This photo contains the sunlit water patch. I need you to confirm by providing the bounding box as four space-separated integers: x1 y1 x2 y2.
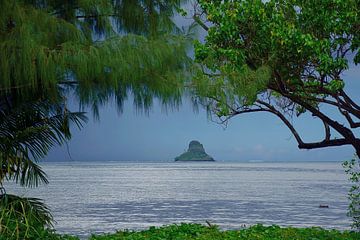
4 161 351 237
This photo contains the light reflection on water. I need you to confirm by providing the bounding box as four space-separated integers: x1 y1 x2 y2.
5 161 351 237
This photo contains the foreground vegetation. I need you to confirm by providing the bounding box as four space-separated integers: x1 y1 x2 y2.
89 224 360 240
5 223 358 240
1 0 359 238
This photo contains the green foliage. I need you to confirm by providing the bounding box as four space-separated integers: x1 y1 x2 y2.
89 223 360 240
0 194 53 239
175 140 214 161
2 223 358 240
192 0 360 158
0 1 193 238
193 0 359 118
192 64 271 117
175 150 214 161
0 0 192 113
343 156 360 231
113 0 186 36
0 100 87 187
0 98 87 238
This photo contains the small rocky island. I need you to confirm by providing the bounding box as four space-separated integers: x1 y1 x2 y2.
175 140 215 161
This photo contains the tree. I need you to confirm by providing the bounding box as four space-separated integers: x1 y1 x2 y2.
0 98 87 238
343 157 360 230
0 1 192 238
192 0 360 156
0 0 191 113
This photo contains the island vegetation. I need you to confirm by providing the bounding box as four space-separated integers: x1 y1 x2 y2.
0 0 359 239
175 140 214 161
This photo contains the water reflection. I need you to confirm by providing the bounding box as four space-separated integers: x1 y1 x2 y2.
5 162 351 237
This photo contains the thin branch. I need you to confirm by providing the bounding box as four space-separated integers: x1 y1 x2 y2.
256 100 304 145
0 83 32 91
324 121 331 141
75 14 117 19
192 15 209 31
219 108 266 124
58 81 79 85
340 110 360 128
200 65 221 77
269 84 358 142
340 90 360 111
293 96 360 156
256 100 353 149
293 93 360 119
333 95 360 128
296 86 360 118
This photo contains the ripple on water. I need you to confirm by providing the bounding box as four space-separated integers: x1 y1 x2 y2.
4 161 351 237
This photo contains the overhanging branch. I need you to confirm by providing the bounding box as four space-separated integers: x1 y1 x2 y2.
341 110 360 128
255 100 353 150
340 90 360 111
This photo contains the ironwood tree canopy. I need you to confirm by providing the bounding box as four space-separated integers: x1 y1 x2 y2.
0 0 191 188
0 0 191 112
193 0 360 156
0 1 191 237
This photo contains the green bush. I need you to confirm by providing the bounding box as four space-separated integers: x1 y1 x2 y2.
343 157 360 230
0 195 79 240
89 223 360 240
5 223 357 239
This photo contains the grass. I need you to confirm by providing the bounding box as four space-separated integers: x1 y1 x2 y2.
88 223 360 240
2 223 359 239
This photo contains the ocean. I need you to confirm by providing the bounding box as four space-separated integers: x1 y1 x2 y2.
4 161 352 237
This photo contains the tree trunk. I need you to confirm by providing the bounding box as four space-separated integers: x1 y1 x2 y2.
354 139 360 158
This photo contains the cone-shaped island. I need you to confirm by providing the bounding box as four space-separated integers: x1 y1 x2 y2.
175 140 215 161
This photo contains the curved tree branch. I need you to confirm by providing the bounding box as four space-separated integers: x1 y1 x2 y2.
256 100 354 150
298 93 360 129
339 109 360 128
340 90 360 111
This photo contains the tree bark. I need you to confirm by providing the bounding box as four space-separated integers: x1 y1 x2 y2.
353 140 360 158
285 93 360 157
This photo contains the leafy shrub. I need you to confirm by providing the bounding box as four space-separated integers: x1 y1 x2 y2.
89 223 360 240
0 194 79 240
343 156 360 230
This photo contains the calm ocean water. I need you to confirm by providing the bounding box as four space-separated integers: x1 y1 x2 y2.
4 161 352 237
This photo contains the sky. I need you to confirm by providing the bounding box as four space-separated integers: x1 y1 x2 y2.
45 96 357 162
45 63 359 162
44 5 360 163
